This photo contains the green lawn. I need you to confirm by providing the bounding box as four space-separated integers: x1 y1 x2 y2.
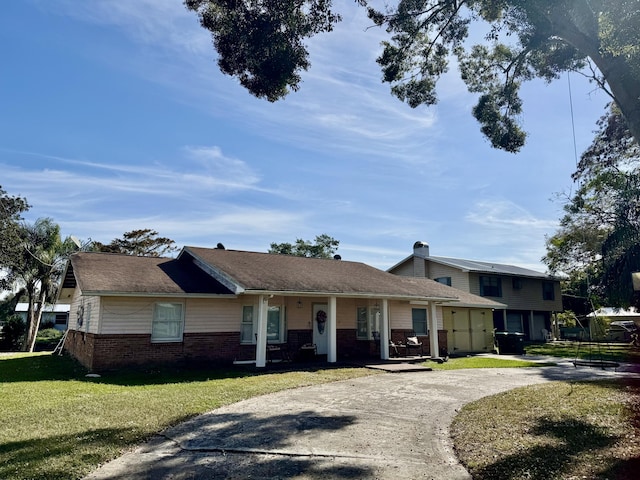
451 379 640 479
0 353 376 480
425 356 556 370
525 341 640 363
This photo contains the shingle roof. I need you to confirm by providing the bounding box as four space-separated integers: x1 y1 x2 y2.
183 247 461 300
67 252 233 296
62 247 505 308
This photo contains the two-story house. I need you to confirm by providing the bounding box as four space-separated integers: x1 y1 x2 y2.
388 242 562 348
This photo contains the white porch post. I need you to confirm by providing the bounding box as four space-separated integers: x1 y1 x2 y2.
429 302 439 359
381 298 390 360
255 295 268 368
327 296 337 363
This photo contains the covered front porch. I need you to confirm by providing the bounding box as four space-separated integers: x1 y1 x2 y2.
247 294 447 368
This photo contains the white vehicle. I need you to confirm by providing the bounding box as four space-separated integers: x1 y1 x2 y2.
606 321 639 342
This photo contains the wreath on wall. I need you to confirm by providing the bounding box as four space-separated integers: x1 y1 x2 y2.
316 310 327 334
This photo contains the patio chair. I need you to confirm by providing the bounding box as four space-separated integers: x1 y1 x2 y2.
405 335 423 356
389 340 406 357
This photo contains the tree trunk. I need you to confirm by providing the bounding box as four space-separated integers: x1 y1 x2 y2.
546 2 640 146
602 60 640 148
23 289 46 353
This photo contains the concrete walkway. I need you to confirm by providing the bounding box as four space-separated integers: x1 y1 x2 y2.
85 361 639 480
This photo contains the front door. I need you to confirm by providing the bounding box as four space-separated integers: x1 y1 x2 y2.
312 303 328 355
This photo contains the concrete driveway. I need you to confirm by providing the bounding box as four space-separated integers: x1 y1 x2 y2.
85 359 639 479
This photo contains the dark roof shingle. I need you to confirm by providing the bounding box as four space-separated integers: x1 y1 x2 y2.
68 252 232 295
184 247 460 300
64 247 504 307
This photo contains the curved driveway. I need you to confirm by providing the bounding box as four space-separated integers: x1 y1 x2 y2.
86 360 639 479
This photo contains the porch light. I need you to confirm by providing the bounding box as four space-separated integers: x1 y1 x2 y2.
297 299 303 308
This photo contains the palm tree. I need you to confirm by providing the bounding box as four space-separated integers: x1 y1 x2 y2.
6 218 76 352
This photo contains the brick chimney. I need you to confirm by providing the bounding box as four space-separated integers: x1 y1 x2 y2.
413 241 429 277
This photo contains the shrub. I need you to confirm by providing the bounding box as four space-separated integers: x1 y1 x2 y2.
35 328 64 351
0 315 26 351
41 320 55 329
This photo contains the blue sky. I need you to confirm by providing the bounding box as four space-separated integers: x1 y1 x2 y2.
0 1 610 271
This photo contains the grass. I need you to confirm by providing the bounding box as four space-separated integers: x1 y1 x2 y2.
525 341 640 363
425 356 556 370
0 353 377 480
451 378 640 479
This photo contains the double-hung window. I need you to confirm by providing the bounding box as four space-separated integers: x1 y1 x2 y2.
152 302 184 342
412 308 428 335
241 305 255 343
479 276 502 297
356 306 381 340
241 304 286 344
267 306 283 342
542 282 555 300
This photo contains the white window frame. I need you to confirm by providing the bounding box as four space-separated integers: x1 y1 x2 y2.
241 305 255 344
356 305 380 340
412 308 428 335
266 305 286 343
151 302 184 343
241 304 286 344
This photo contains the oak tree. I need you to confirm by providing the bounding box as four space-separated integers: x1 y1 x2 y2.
94 229 178 257
186 1 640 152
544 105 640 308
269 234 340 258
0 186 30 283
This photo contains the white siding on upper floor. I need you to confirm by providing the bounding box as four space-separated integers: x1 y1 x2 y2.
389 260 416 277
426 262 471 291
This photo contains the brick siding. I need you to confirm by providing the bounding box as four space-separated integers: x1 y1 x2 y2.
64 329 240 371
63 328 449 371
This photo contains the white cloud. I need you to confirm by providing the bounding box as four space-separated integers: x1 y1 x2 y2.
465 199 559 230
1 147 267 198
41 0 441 165
43 0 209 55
58 207 305 249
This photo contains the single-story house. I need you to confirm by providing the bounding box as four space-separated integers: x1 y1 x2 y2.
15 302 70 331
58 246 504 371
